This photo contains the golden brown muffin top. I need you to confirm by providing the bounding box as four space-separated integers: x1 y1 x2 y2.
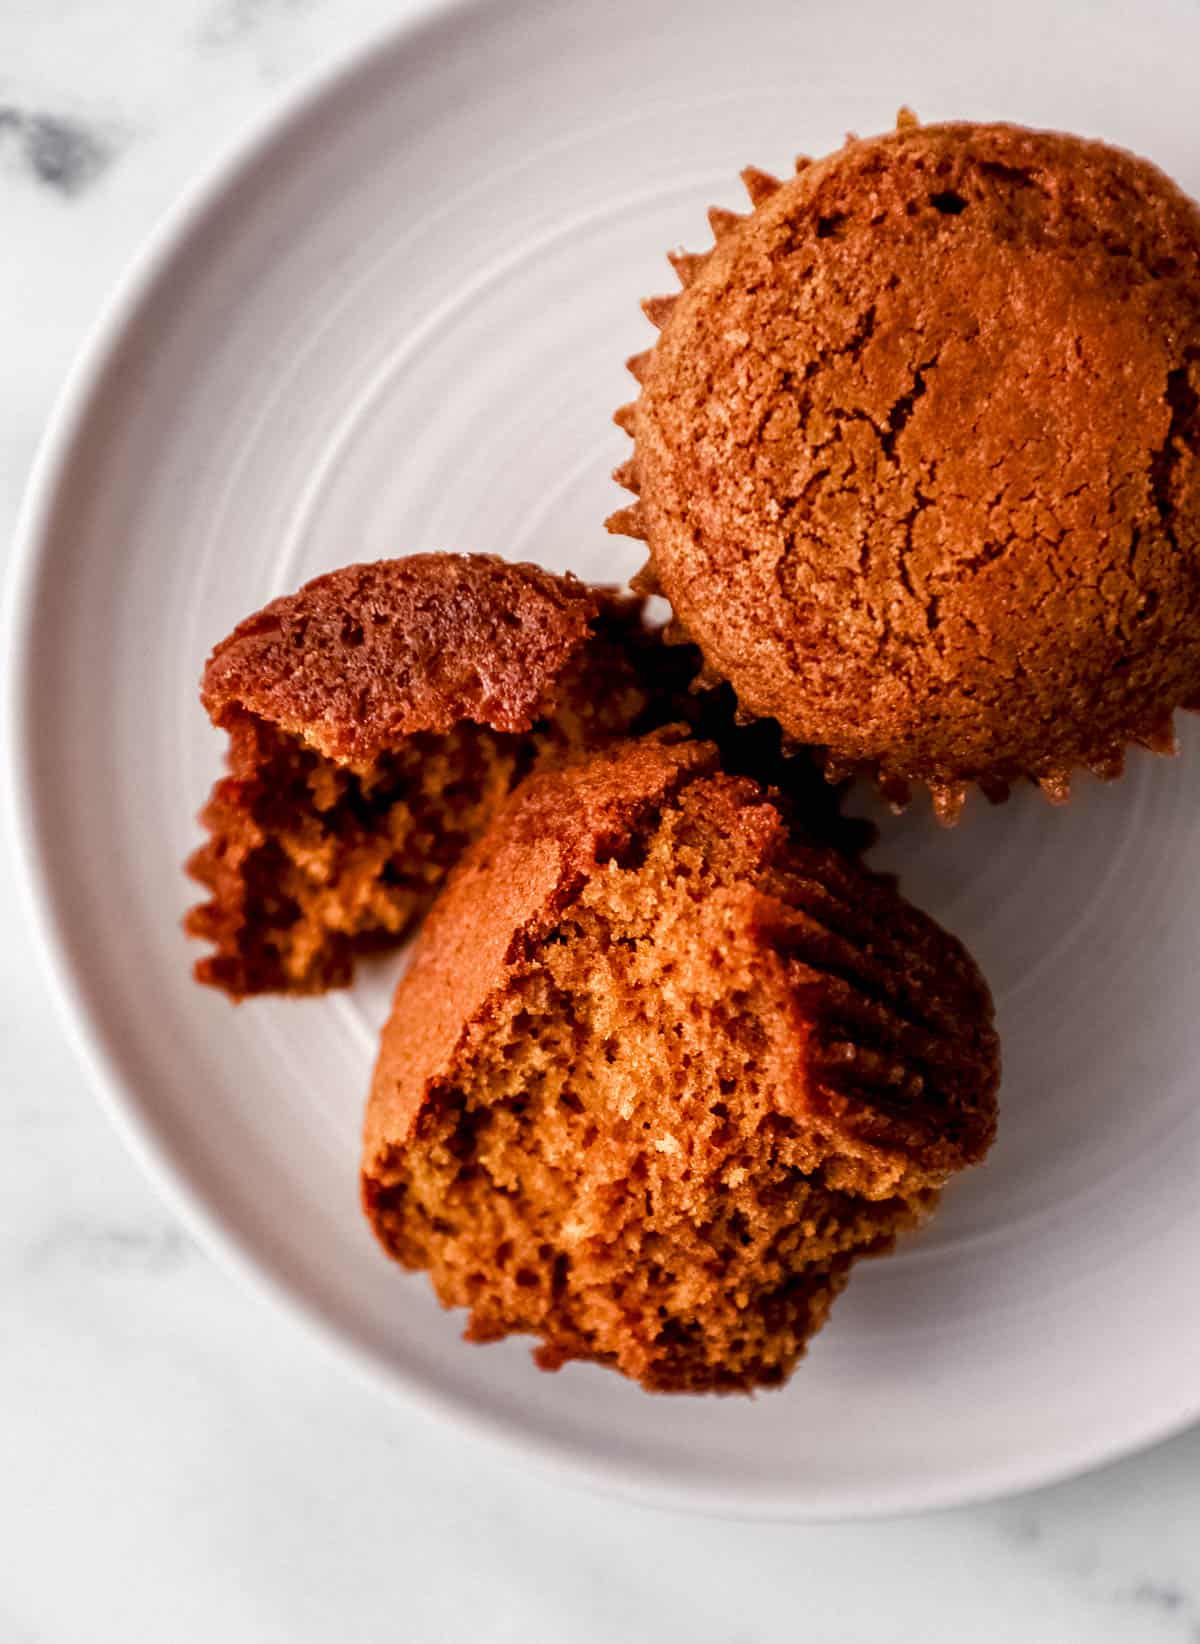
615 120 1200 815
201 553 627 763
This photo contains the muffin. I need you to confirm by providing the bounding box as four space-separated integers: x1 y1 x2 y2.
609 116 1200 821
362 731 999 1393
185 554 680 996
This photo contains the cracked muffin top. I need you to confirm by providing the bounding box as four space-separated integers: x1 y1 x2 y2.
610 119 1200 820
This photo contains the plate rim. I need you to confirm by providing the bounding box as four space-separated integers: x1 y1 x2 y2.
5 0 1199 1521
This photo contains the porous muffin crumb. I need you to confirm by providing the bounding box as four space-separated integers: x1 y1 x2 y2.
612 119 1200 817
363 733 999 1392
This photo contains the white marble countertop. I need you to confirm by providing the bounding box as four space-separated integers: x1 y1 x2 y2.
4 2 1200 1638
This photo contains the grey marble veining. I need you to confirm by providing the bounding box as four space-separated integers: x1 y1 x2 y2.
3 1 1200 1639
197 0 315 50
27 1218 194 1276
0 106 122 195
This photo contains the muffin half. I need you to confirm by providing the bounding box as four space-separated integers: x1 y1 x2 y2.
363 732 999 1392
185 554 673 995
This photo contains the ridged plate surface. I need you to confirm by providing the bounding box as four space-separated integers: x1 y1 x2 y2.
9 0 1200 1516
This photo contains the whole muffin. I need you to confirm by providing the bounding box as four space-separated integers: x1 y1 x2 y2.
362 732 999 1393
186 554 676 996
610 117 1200 820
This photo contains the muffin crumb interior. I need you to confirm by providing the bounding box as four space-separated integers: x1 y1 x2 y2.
366 780 960 1393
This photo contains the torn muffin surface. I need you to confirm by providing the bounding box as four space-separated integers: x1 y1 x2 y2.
363 734 999 1393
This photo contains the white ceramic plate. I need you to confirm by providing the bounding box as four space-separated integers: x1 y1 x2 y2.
10 0 1200 1519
